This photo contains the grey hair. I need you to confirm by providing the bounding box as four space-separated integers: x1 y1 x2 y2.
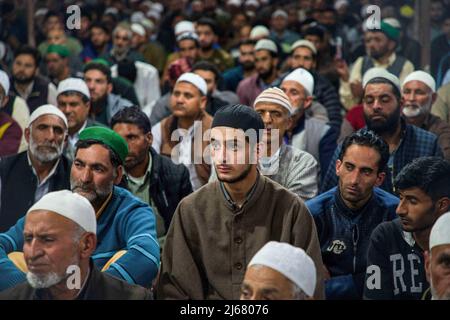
72 224 87 242
113 24 132 39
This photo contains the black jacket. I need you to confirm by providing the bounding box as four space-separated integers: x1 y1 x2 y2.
10 75 50 113
363 219 428 300
0 151 71 232
0 260 152 300
121 148 193 231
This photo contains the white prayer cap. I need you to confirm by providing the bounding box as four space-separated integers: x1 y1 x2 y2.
362 67 400 91
175 20 195 36
151 2 164 13
255 39 278 54
176 72 207 96
35 8 48 18
131 11 145 24
254 87 293 114
227 0 242 6
402 71 436 93
334 0 349 10
0 69 10 95
131 23 146 37
383 17 401 29
250 25 270 40
28 104 68 128
291 39 317 55
57 77 90 100
430 211 450 250
283 68 315 96
272 9 288 19
249 241 317 297
245 0 259 8
104 7 119 16
27 190 96 235
141 18 155 31
146 9 161 21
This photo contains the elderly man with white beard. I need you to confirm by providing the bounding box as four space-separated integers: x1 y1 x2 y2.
424 211 450 300
0 104 71 232
0 126 160 291
402 71 450 161
0 190 152 299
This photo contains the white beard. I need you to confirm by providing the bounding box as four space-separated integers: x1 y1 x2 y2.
402 105 422 118
29 137 64 163
26 271 64 289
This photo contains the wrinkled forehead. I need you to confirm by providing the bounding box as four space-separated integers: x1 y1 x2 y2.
30 114 67 130
25 210 77 233
402 80 433 93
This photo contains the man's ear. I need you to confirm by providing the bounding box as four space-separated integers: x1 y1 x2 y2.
146 132 153 146
200 95 207 111
79 233 97 258
424 250 431 283
335 159 342 176
375 172 386 187
1 95 9 108
431 92 437 105
114 165 124 185
25 127 31 144
304 96 313 110
107 83 113 94
436 197 450 215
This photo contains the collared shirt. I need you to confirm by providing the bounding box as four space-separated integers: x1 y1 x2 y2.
219 174 259 211
152 121 203 190
27 152 61 203
259 148 280 176
65 120 88 161
126 153 166 245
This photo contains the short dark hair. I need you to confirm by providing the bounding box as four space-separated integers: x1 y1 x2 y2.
239 39 256 47
394 157 450 201
111 106 151 134
84 62 112 83
75 139 122 167
90 21 109 34
117 59 137 83
192 61 221 82
339 129 389 173
364 78 401 103
304 25 326 41
14 45 41 67
197 17 219 35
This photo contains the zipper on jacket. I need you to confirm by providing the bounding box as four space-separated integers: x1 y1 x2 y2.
352 224 359 273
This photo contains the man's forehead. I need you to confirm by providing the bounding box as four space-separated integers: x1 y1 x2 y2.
255 102 286 112
211 127 248 140
293 46 313 56
364 83 396 96
403 80 431 92
31 114 66 128
75 144 112 164
25 210 74 231
398 186 430 198
281 80 303 91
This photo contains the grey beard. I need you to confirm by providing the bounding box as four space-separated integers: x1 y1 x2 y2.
27 271 63 289
29 138 64 163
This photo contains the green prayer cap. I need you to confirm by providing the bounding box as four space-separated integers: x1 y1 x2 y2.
87 58 111 67
78 126 128 164
379 21 400 41
47 44 70 58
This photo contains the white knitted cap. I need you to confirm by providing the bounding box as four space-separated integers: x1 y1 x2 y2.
27 190 96 234
0 69 10 94
362 67 401 91
283 68 315 96
272 9 288 19
28 104 68 128
175 20 195 36
176 72 207 96
131 23 146 36
430 211 450 250
291 39 317 55
250 25 270 39
254 87 293 114
402 70 436 93
255 39 278 54
249 241 317 297
57 77 90 99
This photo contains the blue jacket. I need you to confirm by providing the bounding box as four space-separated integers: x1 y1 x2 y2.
0 186 160 291
306 186 399 299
